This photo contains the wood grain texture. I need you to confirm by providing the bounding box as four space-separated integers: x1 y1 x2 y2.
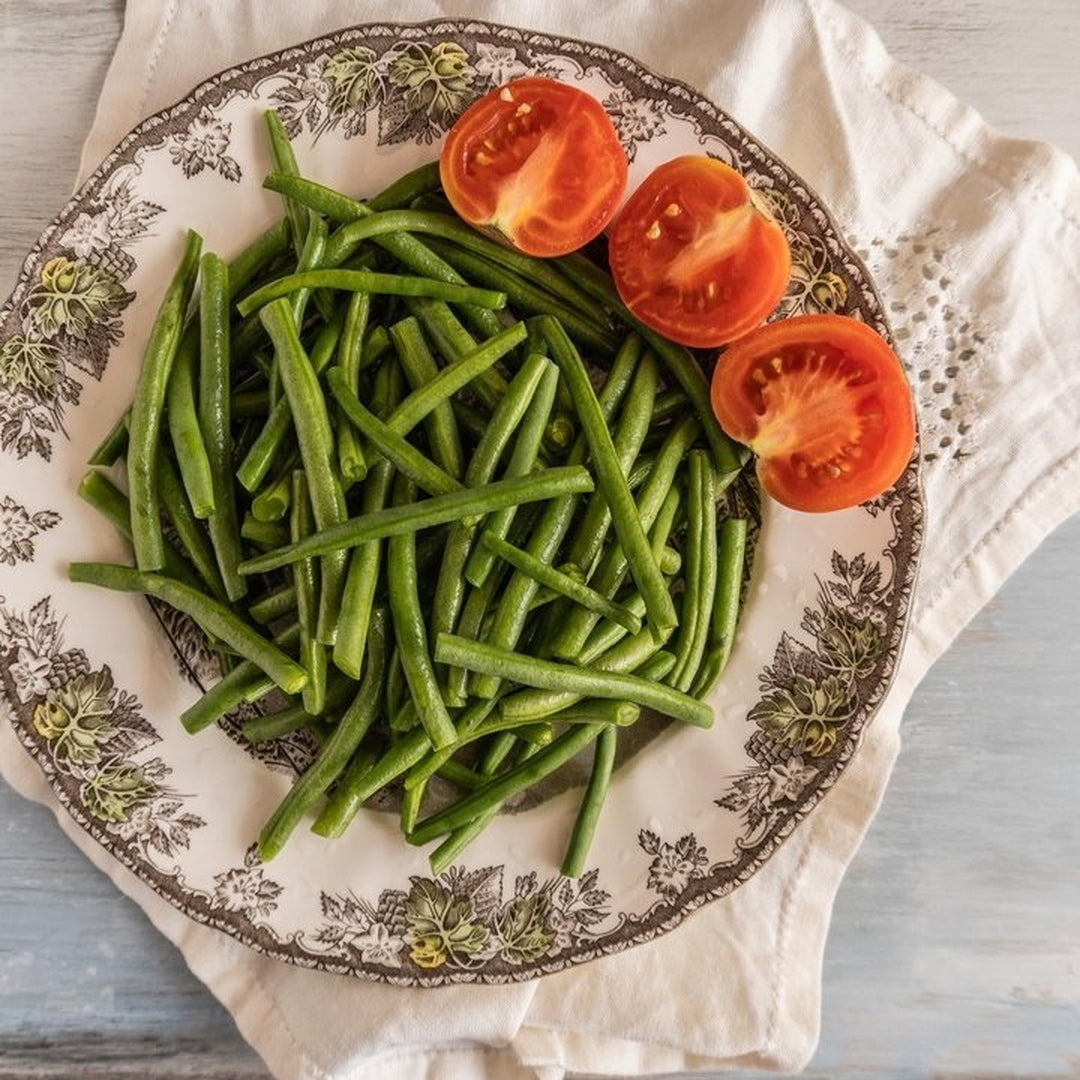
1 2 1078 1078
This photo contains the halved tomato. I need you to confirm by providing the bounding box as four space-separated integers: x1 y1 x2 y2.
440 77 628 258
710 314 916 513
607 155 790 347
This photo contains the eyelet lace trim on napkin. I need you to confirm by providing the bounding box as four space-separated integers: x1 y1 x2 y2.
853 226 995 472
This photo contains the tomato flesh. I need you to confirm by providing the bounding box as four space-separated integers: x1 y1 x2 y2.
710 315 916 512
608 156 791 347
440 77 628 258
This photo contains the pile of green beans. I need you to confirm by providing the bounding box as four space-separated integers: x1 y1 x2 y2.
71 110 752 877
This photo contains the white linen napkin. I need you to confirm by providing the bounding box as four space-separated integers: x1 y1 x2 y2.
3 0 1079 1077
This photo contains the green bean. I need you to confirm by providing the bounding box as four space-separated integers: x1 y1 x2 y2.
226 219 291 299
237 269 506 318
180 622 300 734
407 192 453 213
331 359 403 676
387 322 526 436
330 354 403 673
327 370 462 496
479 731 520 777
450 399 490 444
555 252 745 478
263 173 371 230
480 533 641 635
165 324 216 519
290 471 327 715
433 759 489 791
359 324 392 371
498 626 668 723
438 634 711 728
565 348 658 577
285 201 330 345
690 517 748 698
427 807 497 873
390 699 421 734
251 465 294 522
404 297 507 411
368 161 443 212
650 485 684 566
408 723 605 846
400 777 427 834
312 727 430 838
263 173 506 342
469 698 638 743
387 477 457 750
635 651 677 683
77 469 199 591
651 387 690 424
389 316 464 480
258 608 389 861
269 193 610 323
402 696 501 791
69 562 306 693
539 316 675 640
549 416 698 659
235 305 346 493
87 407 130 466
332 459 394 679
410 216 611 324
128 229 203 571
263 110 311 262
561 723 617 878
258 299 349 643
430 352 553 669
185 678 279 736
241 513 289 549
335 291 370 490
157 452 229 603
426 741 542 873
242 675 356 744
464 361 560 588
627 452 657 492
242 705 318 744
467 338 640 699
248 583 297 625
522 319 577 454
198 252 247 601
659 545 682 576
422 236 618 356
578 594 647 666
443 558 508 707
384 644 407 725
669 451 717 692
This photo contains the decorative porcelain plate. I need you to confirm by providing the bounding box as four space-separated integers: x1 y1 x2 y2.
0 21 922 985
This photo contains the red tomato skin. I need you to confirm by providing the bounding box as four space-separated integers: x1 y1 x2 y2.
440 77 628 258
710 314 916 513
607 155 791 348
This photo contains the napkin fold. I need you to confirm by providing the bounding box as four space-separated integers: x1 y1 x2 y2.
4 0 1079 1077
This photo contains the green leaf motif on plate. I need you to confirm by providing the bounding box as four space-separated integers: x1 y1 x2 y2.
1 595 206 850
405 876 489 969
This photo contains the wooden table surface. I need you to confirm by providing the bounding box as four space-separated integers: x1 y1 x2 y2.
2 2 1078 1077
